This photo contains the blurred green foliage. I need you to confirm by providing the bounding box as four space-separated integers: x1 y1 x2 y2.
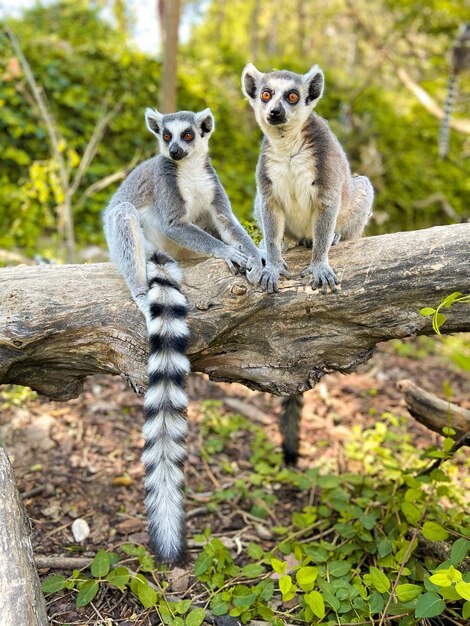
1 0 468 259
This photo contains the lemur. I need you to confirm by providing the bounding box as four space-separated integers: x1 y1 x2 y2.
103 107 262 564
439 23 470 159
241 63 374 464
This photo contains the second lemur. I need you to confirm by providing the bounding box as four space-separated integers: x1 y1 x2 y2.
103 107 261 564
241 63 374 463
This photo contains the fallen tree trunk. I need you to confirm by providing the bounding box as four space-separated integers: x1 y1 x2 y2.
0 224 469 401
398 379 470 438
0 447 48 625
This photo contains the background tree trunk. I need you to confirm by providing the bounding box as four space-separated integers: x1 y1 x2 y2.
0 447 48 626
158 0 181 113
0 224 469 402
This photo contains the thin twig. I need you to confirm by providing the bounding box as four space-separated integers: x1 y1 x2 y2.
69 96 122 197
4 26 75 261
75 152 141 206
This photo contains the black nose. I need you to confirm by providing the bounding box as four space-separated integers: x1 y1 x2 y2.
270 107 282 118
169 145 185 160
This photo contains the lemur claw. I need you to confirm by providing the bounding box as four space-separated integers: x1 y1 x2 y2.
259 261 291 293
300 262 339 294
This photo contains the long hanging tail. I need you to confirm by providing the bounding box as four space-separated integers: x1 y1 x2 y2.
279 393 304 465
439 71 458 159
142 252 190 564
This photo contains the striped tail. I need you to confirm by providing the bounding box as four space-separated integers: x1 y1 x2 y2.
439 71 458 159
142 252 190 564
279 393 304 465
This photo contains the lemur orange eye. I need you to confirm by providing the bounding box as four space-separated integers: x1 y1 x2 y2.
163 132 172 142
183 132 194 141
261 90 272 102
287 91 299 104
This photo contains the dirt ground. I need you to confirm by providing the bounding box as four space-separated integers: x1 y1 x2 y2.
0 337 468 624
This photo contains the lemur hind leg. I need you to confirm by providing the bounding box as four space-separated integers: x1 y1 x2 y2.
337 176 374 241
103 202 151 321
279 394 304 465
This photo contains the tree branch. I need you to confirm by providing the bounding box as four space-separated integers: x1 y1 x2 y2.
0 224 469 401
397 379 470 439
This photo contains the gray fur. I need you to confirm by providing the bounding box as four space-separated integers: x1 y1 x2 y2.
439 24 470 158
104 108 262 320
280 394 304 465
242 63 373 294
242 64 374 465
103 108 262 563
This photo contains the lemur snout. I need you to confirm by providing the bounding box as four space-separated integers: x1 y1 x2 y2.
268 106 286 125
169 144 186 160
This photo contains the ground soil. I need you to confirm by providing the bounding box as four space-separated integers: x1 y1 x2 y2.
0 338 468 625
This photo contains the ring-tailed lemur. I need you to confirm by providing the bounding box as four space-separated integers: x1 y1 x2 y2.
439 23 470 159
241 63 374 464
103 108 262 563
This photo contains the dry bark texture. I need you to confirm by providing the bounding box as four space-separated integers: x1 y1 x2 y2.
0 224 469 402
398 379 470 438
0 447 48 625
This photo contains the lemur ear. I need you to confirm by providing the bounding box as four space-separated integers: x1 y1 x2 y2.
145 108 163 137
195 108 214 137
242 63 263 100
303 65 324 106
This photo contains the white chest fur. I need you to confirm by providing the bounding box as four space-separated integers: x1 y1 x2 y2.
177 158 215 222
265 139 318 239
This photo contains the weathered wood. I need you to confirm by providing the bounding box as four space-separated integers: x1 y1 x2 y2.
0 224 469 401
398 379 470 438
0 447 48 626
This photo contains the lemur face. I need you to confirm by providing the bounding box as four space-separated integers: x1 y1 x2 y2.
241 64 324 130
145 109 215 161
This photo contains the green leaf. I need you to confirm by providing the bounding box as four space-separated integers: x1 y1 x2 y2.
463 601 470 620
401 501 421 525
295 566 318 591
194 553 213 577
76 580 99 608
329 560 352 577
451 538 470 566
415 592 445 618
91 549 111 577
456 581 470 601
136 581 157 608
419 307 435 317
232 593 257 608
107 567 130 590
41 574 66 593
369 591 384 614
212 602 228 616
369 566 390 593
396 584 423 602
279 575 297 602
428 572 452 587
120 543 145 556
186 608 206 626
441 292 462 307
304 590 325 619
242 563 265 577
422 521 449 542
271 558 286 574
432 312 447 335
247 543 264 560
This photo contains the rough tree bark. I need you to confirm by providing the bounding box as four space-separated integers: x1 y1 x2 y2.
158 0 181 113
0 224 469 402
398 379 470 438
0 447 48 625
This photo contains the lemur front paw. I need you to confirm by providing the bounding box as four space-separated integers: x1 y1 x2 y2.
300 261 339 294
259 261 291 294
246 259 264 285
224 247 249 274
